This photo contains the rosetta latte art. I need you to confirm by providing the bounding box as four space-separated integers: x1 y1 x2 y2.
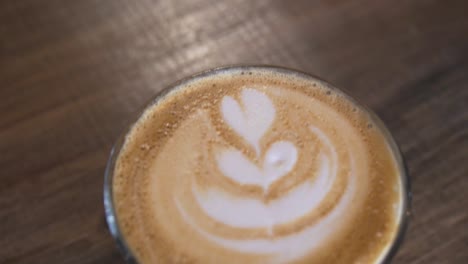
171 88 368 262
114 69 402 264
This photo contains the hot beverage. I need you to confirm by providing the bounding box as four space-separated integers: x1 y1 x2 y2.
108 67 407 263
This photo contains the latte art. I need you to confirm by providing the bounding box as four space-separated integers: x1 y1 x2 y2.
173 88 366 263
112 68 405 263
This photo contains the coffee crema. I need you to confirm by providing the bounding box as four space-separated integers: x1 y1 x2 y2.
112 68 405 263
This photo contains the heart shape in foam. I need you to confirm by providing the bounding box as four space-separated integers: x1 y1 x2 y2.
216 141 297 190
221 89 275 155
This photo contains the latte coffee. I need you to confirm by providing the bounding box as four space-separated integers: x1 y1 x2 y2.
106 67 408 264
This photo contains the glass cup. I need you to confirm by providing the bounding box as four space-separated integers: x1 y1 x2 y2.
103 65 411 264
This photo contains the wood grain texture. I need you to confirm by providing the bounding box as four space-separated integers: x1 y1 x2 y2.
0 0 467 263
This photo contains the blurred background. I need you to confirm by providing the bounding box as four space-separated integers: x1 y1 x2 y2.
1 0 467 263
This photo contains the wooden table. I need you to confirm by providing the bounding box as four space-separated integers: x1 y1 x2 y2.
1 0 467 263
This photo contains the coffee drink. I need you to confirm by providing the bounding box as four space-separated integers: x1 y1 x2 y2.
110 67 406 263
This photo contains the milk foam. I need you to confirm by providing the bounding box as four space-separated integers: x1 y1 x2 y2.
216 141 297 190
113 68 404 264
174 89 356 262
221 89 275 155
191 153 332 228
177 168 356 263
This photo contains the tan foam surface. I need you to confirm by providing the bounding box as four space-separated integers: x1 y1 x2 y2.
112 68 404 263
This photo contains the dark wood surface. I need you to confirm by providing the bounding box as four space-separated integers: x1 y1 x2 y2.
1 0 467 263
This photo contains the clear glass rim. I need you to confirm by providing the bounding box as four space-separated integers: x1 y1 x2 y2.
103 65 411 264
